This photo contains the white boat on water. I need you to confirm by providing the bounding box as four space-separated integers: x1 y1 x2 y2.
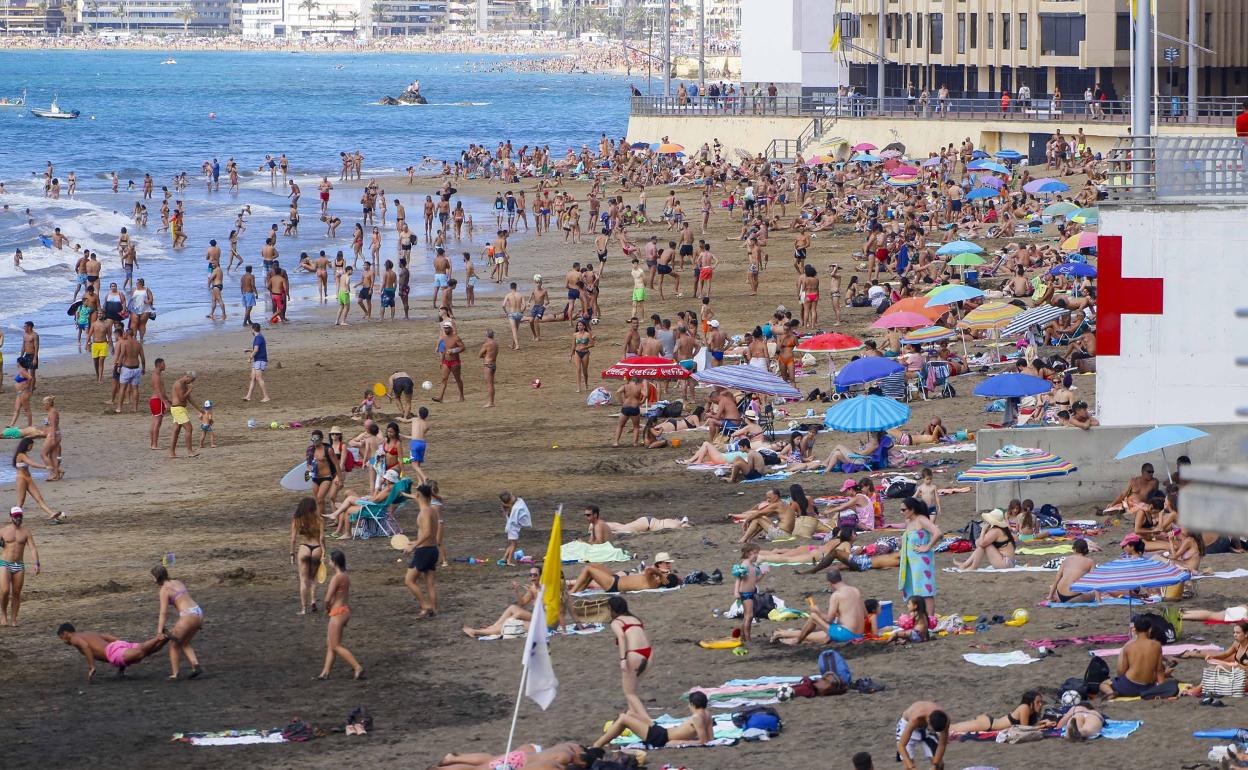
30 97 79 120
0 89 26 108
162 58 177 65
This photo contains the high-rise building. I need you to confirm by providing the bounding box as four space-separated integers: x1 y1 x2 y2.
76 0 233 32
370 0 447 35
0 0 71 32
281 0 365 36
837 0 1248 99
237 0 286 36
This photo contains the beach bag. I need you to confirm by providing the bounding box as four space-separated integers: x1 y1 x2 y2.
818 649 853 682
752 592 777 619
662 400 684 418
586 387 612 407
1083 656 1110 690
281 718 317 742
959 519 983 544
885 480 916 499
1201 666 1246 698
792 516 818 539
571 597 611 623
732 705 782 735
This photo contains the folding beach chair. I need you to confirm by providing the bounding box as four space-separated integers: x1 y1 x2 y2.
351 477 411 540
918 361 956 400
878 371 909 402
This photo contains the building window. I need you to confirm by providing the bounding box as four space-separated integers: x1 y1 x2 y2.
905 13 911 47
1115 12 1130 50
957 13 965 54
1002 13 1010 49
1040 13 1085 57
1018 13 1027 50
987 12 993 49
1204 12 1212 47
916 12 922 48
930 12 942 54
970 13 977 48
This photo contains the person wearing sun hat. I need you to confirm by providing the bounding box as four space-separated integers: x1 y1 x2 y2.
952 509 1018 571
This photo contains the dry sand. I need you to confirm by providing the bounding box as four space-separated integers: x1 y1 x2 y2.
2 174 1237 770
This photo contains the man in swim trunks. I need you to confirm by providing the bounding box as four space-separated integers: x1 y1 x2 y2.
896 701 949 770
169 371 203 459
58 622 172 681
1046 538 1096 604
1099 616 1171 700
402 483 440 618
794 570 866 644
613 377 645 447
433 322 465 403
88 313 113 384
148 358 169 450
705 319 727 366
502 282 525 350
387 370 415 419
527 276 548 341
479 330 498 408
592 690 713 749
0 506 39 626
240 265 257 327
403 406 429 483
432 248 452 308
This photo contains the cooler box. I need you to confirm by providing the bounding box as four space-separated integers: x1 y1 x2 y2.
877 600 894 629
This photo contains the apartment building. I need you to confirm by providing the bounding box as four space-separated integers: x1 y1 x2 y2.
77 0 233 32
0 0 71 32
839 0 1248 99
371 0 448 35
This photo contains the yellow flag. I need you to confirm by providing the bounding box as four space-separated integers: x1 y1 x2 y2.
540 506 563 627
830 26 842 53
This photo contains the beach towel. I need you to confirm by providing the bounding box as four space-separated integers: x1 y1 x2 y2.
959 719 1141 743
1194 568 1248 580
1040 596 1162 608
742 471 793 483
943 565 1057 574
1100 720 1144 740
1024 634 1129 649
173 730 286 747
1092 643 1220 658
900 442 977 455
476 623 606 641
560 541 630 563
1194 729 1248 740
1017 545 1075 556
962 651 1039 667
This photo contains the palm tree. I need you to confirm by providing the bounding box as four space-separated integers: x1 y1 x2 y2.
327 7 339 31
297 0 318 28
35 0 47 31
175 3 196 33
347 9 359 34
369 1 387 35
114 0 127 31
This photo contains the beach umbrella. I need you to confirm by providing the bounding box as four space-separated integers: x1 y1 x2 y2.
871 311 932 329
883 141 906 153
883 297 946 322
968 161 1009 174
692 364 801 398
973 373 1051 399
795 332 864 354
958 448 1076 483
957 301 1022 330
891 164 919 176
1043 201 1079 217
977 176 1005 189
629 141 651 150
654 143 685 154
1024 179 1070 195
833 357 903 387
971 149 989 160
884 176 919 187
1070 557 1189 595
922 157 942 168
900 326 956 345
806 154 837 165
1061 232 1099 251
880 149 903 159
851 153 882 163
924 284 985 306
852 142 877 151
1049 263 1097 279
1000 305 1073 337
936 240 984 255
995 149 1024 160
823 395 910 433
1115 425 1210 482
965 187 999 201
1070 207 1100 224
947 253 986 267
601 356 690 379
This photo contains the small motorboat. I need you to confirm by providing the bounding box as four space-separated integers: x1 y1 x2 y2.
162 58 177 65
0 89 26 109
30 97 79 120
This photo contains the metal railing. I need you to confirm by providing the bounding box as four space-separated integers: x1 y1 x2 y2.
764 117 838 163
631 95 1245 126
1105 135 1248 201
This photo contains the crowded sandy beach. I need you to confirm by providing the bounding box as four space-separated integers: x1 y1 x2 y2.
4 110 1248 770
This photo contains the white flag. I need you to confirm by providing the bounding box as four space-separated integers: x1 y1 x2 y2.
522 600 558 710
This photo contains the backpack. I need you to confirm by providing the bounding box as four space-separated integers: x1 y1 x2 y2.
281 718 317 742
732 705 782 735
1083 656 1110 688
818 649 853 683
959 519 983 544
662 400 684 418
885 480 917 499
752 592 777 618
1134 612 1177 644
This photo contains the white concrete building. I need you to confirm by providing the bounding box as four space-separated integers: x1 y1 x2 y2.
740 0 848 97
238 0 286 36
282 0 364 36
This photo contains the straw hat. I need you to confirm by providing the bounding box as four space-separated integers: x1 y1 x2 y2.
981 509 1008 528
743 408 758 420
653 552 674 564
329 425 343 436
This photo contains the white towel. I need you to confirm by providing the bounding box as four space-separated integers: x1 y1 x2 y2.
962 651 1039 667
1194 568 1248 581
942 565 1057 574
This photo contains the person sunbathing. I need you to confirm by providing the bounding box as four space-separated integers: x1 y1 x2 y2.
950 690 1052 734
733 487 796 543
890 417 947 446
1105 463 1159 516
1055 702 1105 741
649 406 705 435
567 563 678 594
463 567 540 638
57 622 172 682
821 430 889 474
952 509 1016 570
591 690 712 750
434 742 597 770
1182 605 1248 624
676 441 747 466
605 515 691 535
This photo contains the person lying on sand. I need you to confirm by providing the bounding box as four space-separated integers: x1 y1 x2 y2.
433 742 597 770
57 622 172 682
604 515 691 535
1182 605 1248 624
462 565 540 638
799 526 902 574
567 559 679 594
950 690 1053 734
591 690 712 749
1055 702 1105 741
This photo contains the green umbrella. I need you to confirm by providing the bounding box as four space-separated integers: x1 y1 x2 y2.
947 253 986 266
1070 207 1100 224
1043 201 1078 217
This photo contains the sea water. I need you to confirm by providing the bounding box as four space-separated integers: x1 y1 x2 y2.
0 51 630 357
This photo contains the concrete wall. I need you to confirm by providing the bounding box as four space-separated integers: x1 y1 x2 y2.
626 112 1219 157
1097 204 1248 426
740 0 845 92
971 423 1248 513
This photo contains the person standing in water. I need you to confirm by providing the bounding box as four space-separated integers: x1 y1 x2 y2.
318 549 364 680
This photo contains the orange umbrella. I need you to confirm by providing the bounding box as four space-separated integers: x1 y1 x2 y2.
654 143 685 155
883 297 946 322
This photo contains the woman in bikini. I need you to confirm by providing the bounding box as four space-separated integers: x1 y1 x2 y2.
890 417 948 446
12 437 64 522
608 595 652 719
306 431 338 517
951 691 1053 734
318 549 364 680
462 566 540 638
377 421 403 482
570 319 594 392
152 565 204 679
953 509 1017 571
290 497 327 615
648 406 705 440
568 564 676 595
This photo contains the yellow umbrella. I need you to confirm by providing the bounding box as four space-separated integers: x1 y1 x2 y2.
957 301 1023 330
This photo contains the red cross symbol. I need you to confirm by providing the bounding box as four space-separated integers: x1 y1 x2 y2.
1096 235 1164 357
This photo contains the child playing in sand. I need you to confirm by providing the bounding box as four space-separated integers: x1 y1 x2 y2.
352 391 377 421
915 468 941 520
733 544 765 644
198 400 216 449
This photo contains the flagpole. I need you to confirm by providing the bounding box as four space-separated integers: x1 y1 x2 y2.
501 662 530 764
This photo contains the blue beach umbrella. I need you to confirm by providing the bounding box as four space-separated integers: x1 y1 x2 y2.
692 364 802 398
965 187 999 201
823 395 910 432
1024 179 1070 195
851 153 882 163
833 357 904 387
1115 425 1210 481
995 149 1024 160
936 240 984 255
630 141 651 150
924 284 985 307
1049 263 1097 279
971 150 989 160
972 373 1052 398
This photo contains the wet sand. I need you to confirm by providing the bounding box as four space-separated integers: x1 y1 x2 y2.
2 173 1235 770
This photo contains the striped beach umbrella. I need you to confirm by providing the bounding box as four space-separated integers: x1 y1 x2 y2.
936 240 984 255
1043 201 1079 217
995 149 1024 160
852 142 877 151
957 448 1076 483
1000 305 1073 337
883 297 946 322
957 301 1021 330
1070 557 1190 594
885 175 920 187
922 157 942 168
1061 232 1099 250
795 332 864 354
871 311 932 329
692 364 801 398
1024 179 1070 195
900 325 956 345
823 395 910 433
880 149 903 159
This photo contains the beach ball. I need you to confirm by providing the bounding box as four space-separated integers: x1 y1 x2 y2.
532 378 542 388
269 421 279 429
421 381 433 390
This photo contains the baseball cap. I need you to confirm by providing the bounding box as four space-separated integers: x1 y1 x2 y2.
1119 533 1143 547
9 506 23 518
441 321 454 329
709 320 720 328
654 552 674 564
203 400 214 408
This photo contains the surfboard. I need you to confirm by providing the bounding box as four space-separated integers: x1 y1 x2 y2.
39 235 52 248
66 300 83 317
279 461 314 491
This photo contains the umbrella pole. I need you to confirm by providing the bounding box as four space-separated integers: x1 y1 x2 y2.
1160 447 1173 485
